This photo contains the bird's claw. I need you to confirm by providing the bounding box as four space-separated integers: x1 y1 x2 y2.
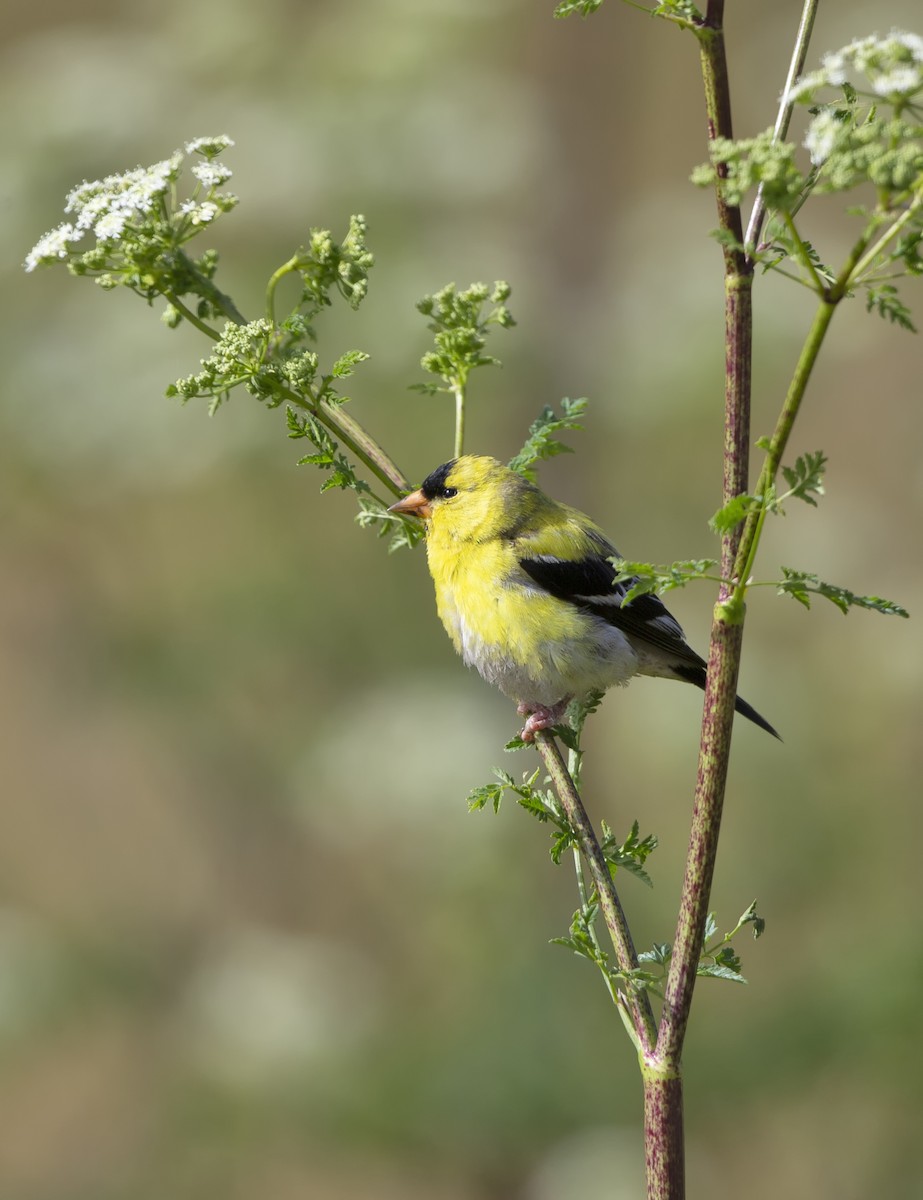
517 699 571 742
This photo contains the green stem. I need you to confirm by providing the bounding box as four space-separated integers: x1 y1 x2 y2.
266 255 300 325
322 400 413 495
176 250 248 327
534 731 657 1054
280 384 411 496
745 0 820 255
729 294 837 603
782 210 826 295
453 381 466 460
161 291 221 340
849 191 923 284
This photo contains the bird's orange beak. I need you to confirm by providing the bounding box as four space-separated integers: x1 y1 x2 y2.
388 489 432 520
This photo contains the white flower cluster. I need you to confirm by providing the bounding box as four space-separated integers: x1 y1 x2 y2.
788 30 923 105
24 136 236 272
185 135 235 157
787 32 923 167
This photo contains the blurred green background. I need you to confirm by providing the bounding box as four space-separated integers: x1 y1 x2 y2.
3 2 922 1197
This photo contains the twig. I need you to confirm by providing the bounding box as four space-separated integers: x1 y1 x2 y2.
745 0 820 257
533 731 657 1054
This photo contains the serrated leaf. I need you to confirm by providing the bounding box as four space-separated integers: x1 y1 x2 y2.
710 493 760 533
466 782 503 813
638 942 671 965
697 963 747 983
780 450 827 506
508 398 588 482
613 559 721 603
331 349 370 377
865 283 917 332
777 568 909 617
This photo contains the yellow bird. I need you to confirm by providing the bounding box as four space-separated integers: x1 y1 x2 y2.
390 455 778 742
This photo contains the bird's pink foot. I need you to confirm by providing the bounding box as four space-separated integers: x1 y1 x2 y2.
517 698 571 742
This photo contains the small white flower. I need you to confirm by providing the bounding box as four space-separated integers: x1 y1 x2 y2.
820 50 847 87
873 66 923 96
180 200 219 225
789 30 923 104
94 210 128 242
895 31 923 61
24 223 78 271
185 135 235 157
191 161 233 188
804 110 842 165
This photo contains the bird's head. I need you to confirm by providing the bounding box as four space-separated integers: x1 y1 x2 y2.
389 455 542 542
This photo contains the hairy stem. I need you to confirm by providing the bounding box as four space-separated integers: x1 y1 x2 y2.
534 731 657 1054
696 2 753 580
657 612 743 1061
643 1068 685 1200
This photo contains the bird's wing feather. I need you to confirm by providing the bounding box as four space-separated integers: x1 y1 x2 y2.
518 544 706 669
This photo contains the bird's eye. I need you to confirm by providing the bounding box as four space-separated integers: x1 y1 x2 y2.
440 487 458 499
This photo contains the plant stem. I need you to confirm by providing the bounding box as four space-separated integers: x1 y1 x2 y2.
640 10 758 1195
280 385 412 496
534 731 657 1054
849 189 923 283
453 382 466 459
696 1 753 580
730 295 836 598
320 400 413 495
161 291 220 341
745 0 820 255
657 609 743 1061
266 255 300 324
643 1067 685 1200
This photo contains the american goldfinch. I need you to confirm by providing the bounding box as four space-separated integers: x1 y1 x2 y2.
390 455 779 742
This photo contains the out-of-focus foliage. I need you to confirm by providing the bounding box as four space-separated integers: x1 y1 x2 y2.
3 2 923 1199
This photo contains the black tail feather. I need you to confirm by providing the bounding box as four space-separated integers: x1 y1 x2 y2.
672 664 781 741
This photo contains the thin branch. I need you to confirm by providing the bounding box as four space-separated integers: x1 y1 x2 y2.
745 0 820 256
453 383 466 459
533 731 657 1054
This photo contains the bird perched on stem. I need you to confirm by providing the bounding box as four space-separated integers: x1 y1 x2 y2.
390 455 779 742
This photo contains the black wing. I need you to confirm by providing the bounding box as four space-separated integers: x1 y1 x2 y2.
518 552 706 669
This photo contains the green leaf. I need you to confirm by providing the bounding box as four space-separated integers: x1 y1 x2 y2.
467 782 505 813
710 493 761 533
736 901 766 939
865 283 917 332
697 963 747 983
780 450 827 506
355 497 425 552
553 0 603 16
508 398 588 482
612 559 721 603
777 567 909 616
638 942 671 966
599 820 658 888
653 0 703 22
331 349 370 377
